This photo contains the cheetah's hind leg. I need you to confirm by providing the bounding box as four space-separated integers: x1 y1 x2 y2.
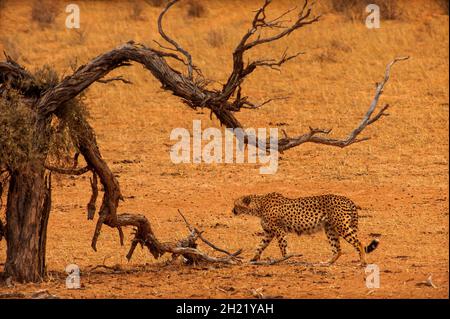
321 223 342 266
341 229 366 266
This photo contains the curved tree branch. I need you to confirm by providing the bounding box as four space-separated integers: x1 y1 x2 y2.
66 114 124 251
274 56 410 151
157 0 194 79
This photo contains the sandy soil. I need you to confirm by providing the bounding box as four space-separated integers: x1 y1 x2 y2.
0 0 448 299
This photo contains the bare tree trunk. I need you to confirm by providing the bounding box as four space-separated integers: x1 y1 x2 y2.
4 161 51 282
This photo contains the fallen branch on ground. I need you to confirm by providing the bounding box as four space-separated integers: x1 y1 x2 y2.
123 211 243 265
250 253 303 265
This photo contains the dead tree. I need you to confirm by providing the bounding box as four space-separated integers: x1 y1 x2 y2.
0 0 408 282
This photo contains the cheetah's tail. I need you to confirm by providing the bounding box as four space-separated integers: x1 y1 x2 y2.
364 238 380 253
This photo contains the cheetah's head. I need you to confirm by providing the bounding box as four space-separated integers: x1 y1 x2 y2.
232 195 262 216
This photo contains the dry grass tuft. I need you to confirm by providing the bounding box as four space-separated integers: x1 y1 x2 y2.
186 0 206 18
0 90 38 169
206 29 226 48
70 28 88 45
33 64 59 88
48 95 90 167
31 0 58 27
0 64 58 160
130 1 145 20
313 48 339 64
0 64 87 170
329 39 353 53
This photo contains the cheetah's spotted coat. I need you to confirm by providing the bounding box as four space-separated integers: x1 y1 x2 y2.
232 192 379 265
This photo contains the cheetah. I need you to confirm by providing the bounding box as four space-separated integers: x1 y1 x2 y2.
232 192 379 265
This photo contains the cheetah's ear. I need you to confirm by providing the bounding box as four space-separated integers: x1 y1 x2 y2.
242 196 252 206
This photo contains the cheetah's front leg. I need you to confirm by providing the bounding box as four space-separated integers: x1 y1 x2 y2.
251 231 274 262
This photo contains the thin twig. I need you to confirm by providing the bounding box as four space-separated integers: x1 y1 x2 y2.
158 0 194 79
178 209 242 258
98 76 132 85
250 253 303 265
